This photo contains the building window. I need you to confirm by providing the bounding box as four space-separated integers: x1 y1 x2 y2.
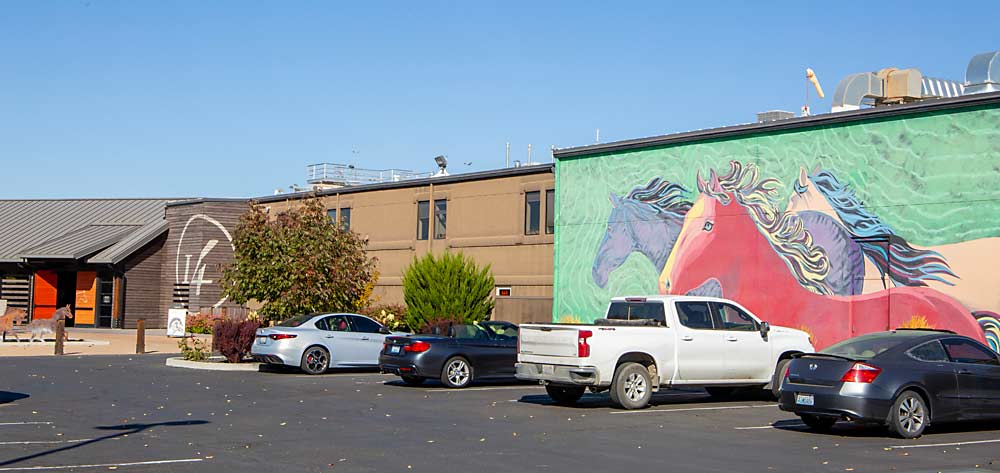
525 191 540 235
327 209 337 223
434 199 447 239
545 189 555 234
339 207 351 231
417 200 430 240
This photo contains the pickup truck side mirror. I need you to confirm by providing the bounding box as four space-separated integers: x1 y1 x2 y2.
759 321 770 339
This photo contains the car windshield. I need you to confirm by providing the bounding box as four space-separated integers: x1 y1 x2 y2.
481 322 517 339
821 333 917 360
277 314 316 327
451 324 490 340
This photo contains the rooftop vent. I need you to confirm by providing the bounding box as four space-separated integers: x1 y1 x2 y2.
756 110 796 123
965 49 1000 95
831 67 964 113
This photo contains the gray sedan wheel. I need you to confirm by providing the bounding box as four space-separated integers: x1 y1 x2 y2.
300 346 329 375
441 356 473 388
889 390 929 439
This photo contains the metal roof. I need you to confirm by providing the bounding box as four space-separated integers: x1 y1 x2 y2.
554 91 1000 159
256 163 554 204
88 220 169 264
0 199 175 264
20 224 141 260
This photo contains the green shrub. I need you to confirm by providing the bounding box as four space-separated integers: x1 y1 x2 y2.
178 337 209 361
402 251 494 330
186 313 224 334
359 303 408 331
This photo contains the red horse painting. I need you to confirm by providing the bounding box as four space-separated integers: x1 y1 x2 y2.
658 161 986 350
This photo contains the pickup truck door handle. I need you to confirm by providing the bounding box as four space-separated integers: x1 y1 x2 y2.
360 337 371 341
681 335 694 341
725 336 739 342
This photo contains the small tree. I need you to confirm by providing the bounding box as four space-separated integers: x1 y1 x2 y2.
222 197 378 322
402 251 495 331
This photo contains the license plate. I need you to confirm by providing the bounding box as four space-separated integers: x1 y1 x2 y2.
542 365 555 375
796 393 814 406
389 345 401 354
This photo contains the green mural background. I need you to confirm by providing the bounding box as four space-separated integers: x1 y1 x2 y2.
553 105 1000 322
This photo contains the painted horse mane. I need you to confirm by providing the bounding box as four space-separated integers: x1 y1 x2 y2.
626 177 692 218
808 169 957 287
701 161 833 295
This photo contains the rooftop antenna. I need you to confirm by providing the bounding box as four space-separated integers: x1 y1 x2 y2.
803 67 825 116
505 142 510 168
527 144 532 165
595 128 600 143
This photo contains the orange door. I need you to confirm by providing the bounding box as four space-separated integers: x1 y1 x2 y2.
75 272 97 325
32 270 58 320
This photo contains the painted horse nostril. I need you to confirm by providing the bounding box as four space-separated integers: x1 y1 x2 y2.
658 279 670 294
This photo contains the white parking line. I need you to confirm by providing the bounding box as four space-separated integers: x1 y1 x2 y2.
734 422 806 430
610 404 777 415
426 386 543 393
0 458 204 471
888 438 1000 449
0 439 92 446
0 422 53 426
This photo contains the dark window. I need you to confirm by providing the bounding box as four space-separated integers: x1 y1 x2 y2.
942 338 1000 365
545 189 555 234
339 207 351 231
278 314 316 328
349 315 383 334
822 334 909 360
607 302 666 325
908 341 949 362
327 209 337 224
451 324 489 340
525 191 540 235
714 303 758 331
321 315 351 332
675 302 714 330
417 200 430 240
482 321 518 339
434 199 447 239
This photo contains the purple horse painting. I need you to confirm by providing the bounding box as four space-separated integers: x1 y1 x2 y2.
593 174 868 297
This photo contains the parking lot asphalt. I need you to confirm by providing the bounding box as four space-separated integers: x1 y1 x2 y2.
2 356 1000 472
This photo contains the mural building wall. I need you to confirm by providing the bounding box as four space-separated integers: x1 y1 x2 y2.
554 104 1000 350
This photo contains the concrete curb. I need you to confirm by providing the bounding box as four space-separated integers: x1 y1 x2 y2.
165 356 263 372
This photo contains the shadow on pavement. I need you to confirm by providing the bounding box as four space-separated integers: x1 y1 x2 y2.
0 420 210 467
515 388 773 409
783 418 1000 438
0 391 28 404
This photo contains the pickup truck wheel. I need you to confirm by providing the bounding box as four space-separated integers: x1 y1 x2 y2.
770 358 791 399
546 385 586 405
610 362 652 410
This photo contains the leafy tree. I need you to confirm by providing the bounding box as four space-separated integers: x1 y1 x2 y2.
402 251 495 330
222 197 377 321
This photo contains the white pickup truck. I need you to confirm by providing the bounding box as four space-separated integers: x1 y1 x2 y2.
516 295 814 409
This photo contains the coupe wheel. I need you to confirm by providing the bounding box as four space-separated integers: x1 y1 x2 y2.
401 375 425 386
771 358 791 399
300 346 329 375
889 390 929 439
609 362 652 409
545 385 586 405
799 414 837 432
441 357 473 388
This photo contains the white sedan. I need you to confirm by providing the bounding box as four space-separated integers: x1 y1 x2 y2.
252 313 406 374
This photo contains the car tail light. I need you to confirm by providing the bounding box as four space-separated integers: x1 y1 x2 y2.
405 341 431 353
783 364 791 380
840 362 882 383
269 334 297 341
578 330 593 358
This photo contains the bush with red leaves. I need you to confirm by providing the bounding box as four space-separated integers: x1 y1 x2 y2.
215 319 260 363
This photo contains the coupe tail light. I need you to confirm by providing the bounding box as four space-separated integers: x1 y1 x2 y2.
578 330 593 358
840 362 882 383
783 364 791 380
269 334 297 341
405 341 431 353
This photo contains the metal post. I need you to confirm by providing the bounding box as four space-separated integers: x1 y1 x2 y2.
54 319 65 356
505 142 510 168
136 319 145 354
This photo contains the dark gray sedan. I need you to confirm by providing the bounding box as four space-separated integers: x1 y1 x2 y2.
779 329 1000 438
379 321 518 388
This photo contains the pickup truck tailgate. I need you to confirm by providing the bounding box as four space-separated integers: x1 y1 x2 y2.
519 325 580 357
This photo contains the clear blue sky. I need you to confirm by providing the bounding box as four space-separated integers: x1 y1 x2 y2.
2 1 995 199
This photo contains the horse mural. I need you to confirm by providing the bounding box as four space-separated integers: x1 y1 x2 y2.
788 166 1000 349
592 178 691 288
594 176 866 297
657 160 986 350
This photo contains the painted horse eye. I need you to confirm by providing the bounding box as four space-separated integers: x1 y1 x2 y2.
702 221 714 232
